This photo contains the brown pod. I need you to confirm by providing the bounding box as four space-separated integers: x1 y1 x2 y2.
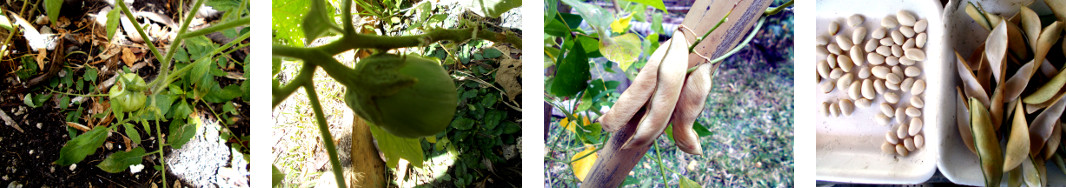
622 32 690 149
597 38 674 132
670 63 715 155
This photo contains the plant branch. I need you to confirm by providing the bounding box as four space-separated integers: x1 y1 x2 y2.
687 17 766 73
273 63 315 108
653 139 669 186
310 26 522 56
764 0 793 15
116 0 165 64
304 82 347 188
176 17 249 39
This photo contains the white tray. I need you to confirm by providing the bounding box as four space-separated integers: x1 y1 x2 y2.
814 0 947 184
939 0 1066 186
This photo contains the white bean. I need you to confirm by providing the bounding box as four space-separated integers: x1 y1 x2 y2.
899 57 916 66
908 117 923 136
876 46 892 56
817 35 831 45
897 123 909 139
897 10 916 26
830 68 844 79
837 73 854 92
839 99 855 116
880 103 895 117
911 97 924 108
895 106 907 123
865 39 878 52
827 54 838 68
886 130 899 144
911 79 926 95
907 106 922 118
820 80 835 93
891 30 904 45
905 48 926 61
871 66 889 78
886 73 902 84
904 137 916 151
916 32 927 48
848 14 865 27
849 80 863 100
914 134 925 149
892 45 903 57
901 77 915 92
836 35 854 50
858 66 871 79
880 37 894 46
874 79 886 94
862 79 875 99
830 102 841 116
852 27 867 44
905 66 921 77
872 27 887 39
818 60 831 78
883 141 897 154
886 79 900 90
838 55 854 72
914 19 928 33
903 38 916 49
828 43 842 55
850 46 865 67
885 56 900 66
856 98 872 108
868 53 885 65
885 92 900 104
882 16 898 28
900 26 915 38
896 143 909 156
821 102 831 116
877 113 892 126
829 21 840 35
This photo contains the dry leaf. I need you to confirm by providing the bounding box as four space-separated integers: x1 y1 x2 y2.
121 47 136 67
570 145 598 182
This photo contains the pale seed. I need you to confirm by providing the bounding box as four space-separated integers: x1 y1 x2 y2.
897 123 909 139
886 73 902 84
837 74 854 92
820 81 835 93
895 106 907 123
916 32 927 48
838 55 854 72
883 141 897 154
848 14 865 27
877 113 891 126
880 103 895 117
914 19 928 33
862 79 875 99
885 56 900 66
908 117 923 136
865 39 878 52
874 79 886 94
818 60 831 78
830 103 841 116
911 79 926 95
903 38 915 49
827 54 838 68
886 130 899 144
839 99 855 116
885 92 900 104
880 37 894 46
836 35 854 50
876 46 892 56
906 107 921 118
828 43 842 54
905 48 926 61
872 27 887 39
904 137 916 151
896 143 909 156
886 80 900 90
882 16 898 28
897 10 916 26
891 30 904 45
829 21 840 35
905 66 921 77
914 134 925 149
858 66 871 79
871 66 889 78
911 97 924 108
900 26 915 38
856 98 872 108
892 45 903 57
852 27 867 44
901 77 914 92
899 57 916 66
849 80 863 100
818 45 830 55
821 102 830 116
817 34 831 45
830 68 844 79
850 46 865 66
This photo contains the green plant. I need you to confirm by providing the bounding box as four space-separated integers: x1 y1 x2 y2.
47 0 250 186
272 0 521 187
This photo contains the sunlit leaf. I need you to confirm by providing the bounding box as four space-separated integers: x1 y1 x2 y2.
301 0 337 44
679 176 702 188
368 120 425 169
551 42 589 97
106 8 120 41
600 33 643 70
560 0 612 41
95 147 144 173
467 0 522 18
570 145 598 182
610 14 633 34
624 0 667 12
168 118 197 149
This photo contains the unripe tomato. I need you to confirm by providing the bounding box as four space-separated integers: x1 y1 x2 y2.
109 73 147 112
345 54 457 138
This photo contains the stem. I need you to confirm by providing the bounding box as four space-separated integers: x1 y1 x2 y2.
155 118 167 188
306 25 522 56
653 137 669 186
686 17 766 73
116 0 165 65
764 0 793 15
176 17 249 39
304 83 347 188
156 0 208 91
342 0 354 35
688 1 739 53
273 63 316 108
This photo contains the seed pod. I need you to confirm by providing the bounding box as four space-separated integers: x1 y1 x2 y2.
848 14 865 27
971 98 1004 186
622 32 690 149
957 87 977 154
872 27 887 39
598 38 675 131
882 16 899 28
1004 102 1030 171
914 19 928 33
897 10 916 26
839 99 855 116
885 92 900 104
669 63 713 155
909 117 923 136
881 103 895 117
853 27 867 44
911 79 926 95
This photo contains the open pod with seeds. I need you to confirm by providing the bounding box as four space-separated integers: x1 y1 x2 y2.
940 0 1066 186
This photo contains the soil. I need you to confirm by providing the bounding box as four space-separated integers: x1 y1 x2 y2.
0 0 249 187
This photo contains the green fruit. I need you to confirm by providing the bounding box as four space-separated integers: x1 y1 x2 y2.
345 54 457 138
109 73 147 112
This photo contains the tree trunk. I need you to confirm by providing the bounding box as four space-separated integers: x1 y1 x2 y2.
350 116 386 187
581 0 774 187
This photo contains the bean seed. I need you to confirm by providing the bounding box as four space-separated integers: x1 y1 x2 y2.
892 45 903 57
914 19 928 33
891 66 903 76
865 39 878 52
838 55 854 72
899 57 916 66
821 102 830 116
911 97 924 108
829 21 840 35
868 53 885 65
818 60 831 78
871 66 889 78
880 37 894 46
849 80 863 100
896 143 909 156
905 48 926 61
881 103 895 117
827 54 837 68
862 79 875 99
876 46 892 56
897 123 909 139
828 43 842 54
903 38 915 49
874 79 886 94
916 32 927 48
852 27 867 43
839 99 855 116
820 81 835 93
908 117 923 136
905 66 921 77
886 80 900 90
857 98 872 108
872 27 887 39
830 68 844 79
877 113 892 126
895 106 907 123
858 66 871 79
837 74 854 92
882 16 898 28
885 56 900 66
911 79 926 95
907 107 921 118
891 30 904 45
850 46 865 66
848 14 865 27
905 137 917 151
886 73 902 84
818 45 830 55
817 35 831 45
886 130 899 144
900 26 916 38
885 92 900 104
897 10 916 26
883 141 897 154
914 134 925 149
836 35 854 50
901 77 914 92
830 103 841 117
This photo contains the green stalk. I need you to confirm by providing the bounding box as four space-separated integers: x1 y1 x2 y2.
764 0 793 15
686 17 766 73
273 63 315 108
688 2 738 53
653 138 669 186
304 83 347 188
176 17 249 39
155 118 167 188
116 0 165 65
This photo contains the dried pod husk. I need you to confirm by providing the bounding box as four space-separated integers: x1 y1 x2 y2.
1013 7 1041 51
985 20 1009 83
1004 102 1031 172
957 52 991 106
1008 165 1023 187
598 37 674 131
1003 60 1037 102
1022 157 1041 187
965 2 1003 31
669 63 714 155
989 85 1005 130
1029 95 1066 157
622 32 690 149
970 97 1003 186
1032 21 1062 72
1043 122 1061 159
957 87 977 154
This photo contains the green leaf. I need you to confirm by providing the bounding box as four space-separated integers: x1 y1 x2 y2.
600 33 643 70
484 110 506 130
545 13 582 37
123 123 141 145
272 165 285 186
368 121 425 169
106 8 120 41
191 56 214 93
59 96 70 109
204 84 243 103
55 126 109 165
168 119 197 149
679 176 702 188
206 0 241 12
301 0 337 44
651 12 664 34
84 68 98 82
451 116 475 130
624 0 667 12
693 121 713 137
560 0 612 41
95 147 145 173
467 0 521 18
24 93 36 108
44 0 61 24
551 41 590 97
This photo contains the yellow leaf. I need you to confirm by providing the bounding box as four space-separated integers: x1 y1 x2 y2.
600 33 644 71
610 14 633 34
560 115 591 133
570 145 598 182
679 176 702 188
